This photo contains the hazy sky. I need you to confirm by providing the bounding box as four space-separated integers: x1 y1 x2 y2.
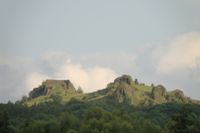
1 0 200 102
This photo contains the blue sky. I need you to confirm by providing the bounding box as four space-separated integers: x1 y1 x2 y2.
0 0 200 102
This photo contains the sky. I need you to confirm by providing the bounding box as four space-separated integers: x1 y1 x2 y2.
0 0 200 102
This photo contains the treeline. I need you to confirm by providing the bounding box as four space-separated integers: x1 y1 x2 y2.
0 100 200 133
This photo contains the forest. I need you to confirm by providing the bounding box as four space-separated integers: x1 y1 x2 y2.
1 75 200 133
1 100 200 133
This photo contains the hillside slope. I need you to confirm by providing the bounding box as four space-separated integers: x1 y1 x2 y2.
1 75 200 133
24 75 199 106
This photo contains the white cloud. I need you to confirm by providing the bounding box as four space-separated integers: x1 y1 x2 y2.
0 54 120 102
2 42 200 102
24 52 119 93
156 32 200 73
25 62 118 93
54 63 118 92
79 53 136 72
41 51 72 70
25 72 49 91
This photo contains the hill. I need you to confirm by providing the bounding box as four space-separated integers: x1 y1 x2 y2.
26 79 84 105
1 75 200 133
24 75 199 106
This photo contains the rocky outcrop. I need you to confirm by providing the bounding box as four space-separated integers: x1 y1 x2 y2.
107 75 136 103
170 89 184 99
114 75 133 85
29 86 49 99
29 80 76 99
113 83 135 103
42 80 75 91
166 89 185 102
152 85 167 100
25 75 199 106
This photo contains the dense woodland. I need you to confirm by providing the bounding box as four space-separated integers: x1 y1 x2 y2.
1 100 200 133
1 75 200 133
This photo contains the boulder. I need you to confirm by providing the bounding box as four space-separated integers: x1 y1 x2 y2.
152 85 166 99
167 89 185 102
114 75 133 85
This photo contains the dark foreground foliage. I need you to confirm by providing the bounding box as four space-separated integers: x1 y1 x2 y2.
0 100 200 133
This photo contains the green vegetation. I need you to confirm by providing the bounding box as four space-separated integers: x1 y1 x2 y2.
0 75 200 133
1 101 200 133
26 80 85 106
24 75 198 106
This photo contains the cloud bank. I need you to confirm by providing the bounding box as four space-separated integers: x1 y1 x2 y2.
0 53 123 102
55 63 117 92
1 32 200 102
26 56 118 93
156 32 200 73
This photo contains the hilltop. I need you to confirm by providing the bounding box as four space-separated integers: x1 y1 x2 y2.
24 75 199 106
26 79 84 105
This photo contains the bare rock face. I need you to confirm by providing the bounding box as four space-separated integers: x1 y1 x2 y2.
42 80 75 90
152 85 167 100
166 89 185 102
25 74 200 106
110 75 136 103
29 80 76 99
113 83 135 103
114 75 133 85
29 86 48 99
171 89 184 98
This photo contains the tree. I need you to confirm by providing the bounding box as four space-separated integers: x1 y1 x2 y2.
0 110 9 133
60 112 79 133
77 87 83 93
21 96 28 103
85 107 106 120
134 79 139 85
50 94 62 103
66 129 77 133
169 106 200 133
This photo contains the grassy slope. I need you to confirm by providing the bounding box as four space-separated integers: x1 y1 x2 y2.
132 84 152 105
25 79 199 106
25 82 163 106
